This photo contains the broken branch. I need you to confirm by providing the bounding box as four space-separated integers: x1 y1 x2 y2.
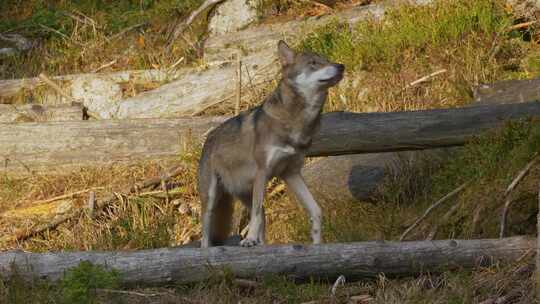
399 182 469 241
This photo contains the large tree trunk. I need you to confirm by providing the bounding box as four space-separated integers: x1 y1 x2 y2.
0 103 83 123
2 101 540 175
0 237 532 286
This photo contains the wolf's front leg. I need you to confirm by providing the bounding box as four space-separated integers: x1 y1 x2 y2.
201 175 218 248
241 171 267 247
284 173 322 244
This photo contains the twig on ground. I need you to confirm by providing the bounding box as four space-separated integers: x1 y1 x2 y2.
166 0 225 49
86 191 96 219
499 154 539 238
404 69 447 89
38 73 79 104
1 165 184 244
399 182 469 241
167 56 185 71
331 275 346 296
92 59 117 73
507 20 539 32
109 22 148 41
94 288 161 297
26 187 104 206
426 201 460 240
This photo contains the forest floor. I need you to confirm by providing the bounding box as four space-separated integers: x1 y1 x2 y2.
1 0 540 303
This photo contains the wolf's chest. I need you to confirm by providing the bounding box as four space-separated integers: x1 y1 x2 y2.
265 144 297 168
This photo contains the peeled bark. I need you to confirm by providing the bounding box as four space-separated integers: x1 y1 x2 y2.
0 237 532 286
0 103 83 123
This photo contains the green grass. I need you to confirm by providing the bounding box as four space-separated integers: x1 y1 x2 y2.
420 119 540 239
296 0 536 113
0 0 203 79
300 0 511 72
1 0 539 302
1 261 120 304
60 261 120 304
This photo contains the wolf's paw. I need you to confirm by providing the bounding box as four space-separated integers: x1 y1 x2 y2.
240 237 259 247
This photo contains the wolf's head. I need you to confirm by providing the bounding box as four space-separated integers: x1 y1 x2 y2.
277 40 344 101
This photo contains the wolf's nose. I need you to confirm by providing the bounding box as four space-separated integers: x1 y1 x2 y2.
336 64 345 72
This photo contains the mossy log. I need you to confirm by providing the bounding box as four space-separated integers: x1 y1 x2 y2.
0 237 533 285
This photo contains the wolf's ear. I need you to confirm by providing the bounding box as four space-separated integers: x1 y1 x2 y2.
277 40 295 67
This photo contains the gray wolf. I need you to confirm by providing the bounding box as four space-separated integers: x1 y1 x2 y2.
197 40 345 248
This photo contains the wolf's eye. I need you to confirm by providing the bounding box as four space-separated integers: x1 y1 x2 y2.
309 60 317 66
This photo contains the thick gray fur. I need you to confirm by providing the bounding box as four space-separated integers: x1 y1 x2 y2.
197 40 345 248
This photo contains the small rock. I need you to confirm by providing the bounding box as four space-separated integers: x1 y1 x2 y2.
208 0 259 36
348 294 373 303
70 76 123 119
177 202 192 215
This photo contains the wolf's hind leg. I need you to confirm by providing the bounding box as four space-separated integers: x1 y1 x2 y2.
283 173 322 244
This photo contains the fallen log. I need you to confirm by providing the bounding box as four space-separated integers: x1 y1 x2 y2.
303 78 539 204
111 1 431 119
0 1 429 119
308 100 540 156
0 116 227 175
473 77 540 106
114 54 276 118
0 236 533 285
2 101 540 175
0 103 84 123
203 3 387 63
0 69 182 99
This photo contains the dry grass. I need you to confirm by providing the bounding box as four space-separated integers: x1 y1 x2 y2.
1 0 540 302
0 0 204 79
299 0 539 113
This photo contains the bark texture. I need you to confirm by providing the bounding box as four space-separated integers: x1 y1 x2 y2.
0 237 532 286
0 103 83 123
3 102 540 175
0 116 227 174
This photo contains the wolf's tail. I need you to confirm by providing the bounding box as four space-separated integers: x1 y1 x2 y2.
198 153 234 246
